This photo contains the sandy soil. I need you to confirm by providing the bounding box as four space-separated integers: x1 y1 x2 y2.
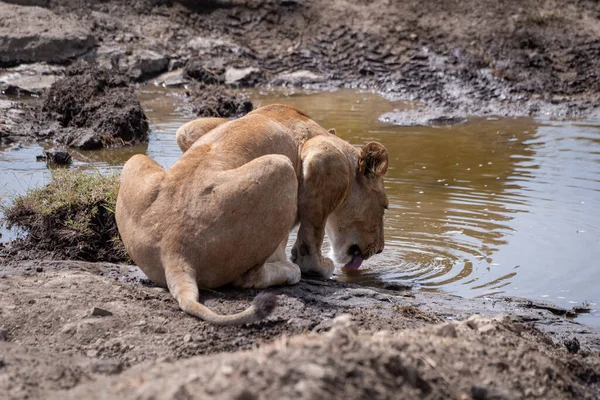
0 260 599 399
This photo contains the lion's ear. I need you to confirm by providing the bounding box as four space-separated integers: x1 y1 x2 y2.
328 128 336 135
358 142 388 178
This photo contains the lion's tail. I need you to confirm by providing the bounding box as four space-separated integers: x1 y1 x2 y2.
180 292 277 326
166 267 277 326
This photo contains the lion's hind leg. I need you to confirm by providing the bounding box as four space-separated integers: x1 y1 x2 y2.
175 117 228 152
232 261 301 289
232 234 301 289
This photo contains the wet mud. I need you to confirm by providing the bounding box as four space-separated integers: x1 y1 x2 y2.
1 64 149 149
182 83 254 118
1 0 598 127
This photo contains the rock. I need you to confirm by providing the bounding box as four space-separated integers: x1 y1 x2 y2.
435 323 458 338
91 307 113 317
86 349 99 358
471 385 516 400
184 61 224 85
64 129 103 150
83 45 169 82
1 84 35 96
224 67 263 87
564 337 580 354
428 115 467 126
153 69 188 88
183 334 192 343
2 0 49 6
287 317 313 332
0 64 63 95
379 110 467 127
187 36 236 52
89 46 127 72
272 70 326 86
39 148 72 165
0 3 95 66
0 101 38 144
127 50 169 81
311 314 354 334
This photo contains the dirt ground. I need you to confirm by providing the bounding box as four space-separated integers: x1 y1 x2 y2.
2 1 600 398
0 260 599 399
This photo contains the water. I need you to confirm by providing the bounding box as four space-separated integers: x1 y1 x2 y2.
1 87 599 324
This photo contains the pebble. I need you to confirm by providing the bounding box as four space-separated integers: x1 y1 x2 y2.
91 307 113 317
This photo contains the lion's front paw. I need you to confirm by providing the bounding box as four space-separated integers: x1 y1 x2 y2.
318 257 335 278
286 266 302 285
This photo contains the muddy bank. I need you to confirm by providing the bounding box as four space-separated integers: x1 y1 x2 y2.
0 259 599 399
1 64 149 148
1 0 598 123
41 64 149 149
181 83 254 118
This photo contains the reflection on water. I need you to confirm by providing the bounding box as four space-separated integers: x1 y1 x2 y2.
1 87 599 324
251 89 600 324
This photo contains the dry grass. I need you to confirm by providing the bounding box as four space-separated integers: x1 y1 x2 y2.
2 169 128 262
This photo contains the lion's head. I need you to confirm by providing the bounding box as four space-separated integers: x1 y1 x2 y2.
325 142 389 271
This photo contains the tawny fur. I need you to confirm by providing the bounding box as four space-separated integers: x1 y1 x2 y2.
116 104 388 325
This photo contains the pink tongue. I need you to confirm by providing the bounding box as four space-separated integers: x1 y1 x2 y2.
342 254 364 271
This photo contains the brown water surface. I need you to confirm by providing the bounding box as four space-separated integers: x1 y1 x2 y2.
1 87 599 324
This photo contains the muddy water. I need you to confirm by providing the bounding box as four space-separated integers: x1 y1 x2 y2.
1 88 599 324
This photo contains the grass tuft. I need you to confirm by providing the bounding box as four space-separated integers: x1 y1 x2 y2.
2 170 128 262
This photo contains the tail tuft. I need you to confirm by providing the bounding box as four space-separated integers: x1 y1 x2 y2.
252 292 277 320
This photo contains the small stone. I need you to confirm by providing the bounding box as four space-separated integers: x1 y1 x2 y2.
224 67 263 87
86 349 99 358
127 50 169 81
183 334 192 343
153 69 188 88
472 385 514 400
43 148 72 165
287 317 312 330
91 307 113 317
272 70 326 86
36 266 43 273
564 337 580 354
435 323 458 338
0 329 8 341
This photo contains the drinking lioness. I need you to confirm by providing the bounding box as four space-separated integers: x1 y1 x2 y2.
116 104 388 325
